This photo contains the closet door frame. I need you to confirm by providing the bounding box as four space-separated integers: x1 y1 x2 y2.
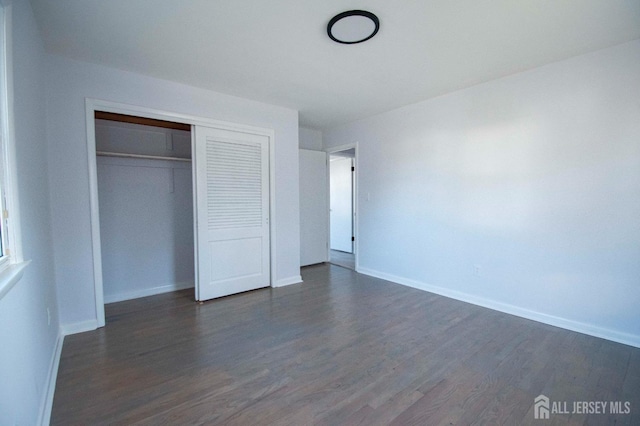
85 98 277 327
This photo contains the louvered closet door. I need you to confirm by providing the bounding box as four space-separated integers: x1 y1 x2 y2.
194 125 270 301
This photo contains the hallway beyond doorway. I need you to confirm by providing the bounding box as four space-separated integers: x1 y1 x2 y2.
329 249 355 270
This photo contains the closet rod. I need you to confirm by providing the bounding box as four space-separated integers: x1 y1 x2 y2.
96 151 192 162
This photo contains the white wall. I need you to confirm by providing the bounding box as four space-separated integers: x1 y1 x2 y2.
46 55 301 330
98 156 194 302
299 126 323 150
0 0 60 424
324 40 640 347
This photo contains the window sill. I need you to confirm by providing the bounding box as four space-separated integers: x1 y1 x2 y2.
0 260 31 301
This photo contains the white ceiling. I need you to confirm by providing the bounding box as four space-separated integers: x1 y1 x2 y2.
30 0 640 130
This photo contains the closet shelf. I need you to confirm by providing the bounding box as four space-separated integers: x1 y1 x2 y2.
96 151 191 162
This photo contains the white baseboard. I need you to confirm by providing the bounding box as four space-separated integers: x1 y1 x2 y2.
61 319 99 336
273 275 303 288
359 267 640 349
38 332 64 426
104 280 194 304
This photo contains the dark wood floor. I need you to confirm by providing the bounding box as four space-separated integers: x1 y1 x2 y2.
51 264 639 425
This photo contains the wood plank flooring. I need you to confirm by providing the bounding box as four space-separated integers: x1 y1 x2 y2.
51 264 640 425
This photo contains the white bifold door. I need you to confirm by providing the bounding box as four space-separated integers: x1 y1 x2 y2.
193 125 270 301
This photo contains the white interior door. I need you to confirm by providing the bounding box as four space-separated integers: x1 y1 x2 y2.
194 125 270 301
299 149 328 266
330 157 353 253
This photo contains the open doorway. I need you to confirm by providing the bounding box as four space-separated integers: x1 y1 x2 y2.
329 147 356 270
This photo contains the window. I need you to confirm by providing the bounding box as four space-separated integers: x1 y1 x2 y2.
0 4 24 278
0 5 8 268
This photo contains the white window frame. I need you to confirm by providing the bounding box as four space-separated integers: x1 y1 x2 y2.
0 3 28 300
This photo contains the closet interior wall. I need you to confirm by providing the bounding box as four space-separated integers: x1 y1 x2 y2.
95 118 194 303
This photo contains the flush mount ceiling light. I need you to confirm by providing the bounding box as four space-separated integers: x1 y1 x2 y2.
327 10 380 44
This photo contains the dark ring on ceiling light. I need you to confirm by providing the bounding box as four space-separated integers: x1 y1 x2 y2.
327 10 380 44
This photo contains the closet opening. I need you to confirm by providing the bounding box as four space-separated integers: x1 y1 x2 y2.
94 111 195 314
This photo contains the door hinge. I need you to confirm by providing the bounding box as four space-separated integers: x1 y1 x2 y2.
351 166 355 172
351 236 355 242
2 209 8 219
